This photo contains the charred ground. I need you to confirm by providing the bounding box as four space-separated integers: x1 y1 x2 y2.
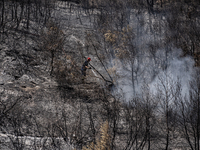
1 0 200 150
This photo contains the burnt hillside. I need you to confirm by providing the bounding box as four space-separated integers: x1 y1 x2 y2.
1 0 200 150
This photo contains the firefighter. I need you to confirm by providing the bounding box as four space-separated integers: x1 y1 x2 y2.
81 57 91 82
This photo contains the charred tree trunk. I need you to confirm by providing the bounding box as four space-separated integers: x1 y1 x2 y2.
26 0 30 29
1 0 5 27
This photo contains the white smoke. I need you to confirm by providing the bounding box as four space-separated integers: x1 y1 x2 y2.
149 49 195 97
112 47 195 102
106 11 196 102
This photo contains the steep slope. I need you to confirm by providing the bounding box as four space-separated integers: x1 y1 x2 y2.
0 2 113 149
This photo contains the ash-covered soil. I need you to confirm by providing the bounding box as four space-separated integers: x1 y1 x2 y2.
0 1 194 150
0 2 114 149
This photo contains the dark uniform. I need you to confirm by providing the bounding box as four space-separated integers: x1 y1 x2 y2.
81 57 91 82
81 60 89 77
